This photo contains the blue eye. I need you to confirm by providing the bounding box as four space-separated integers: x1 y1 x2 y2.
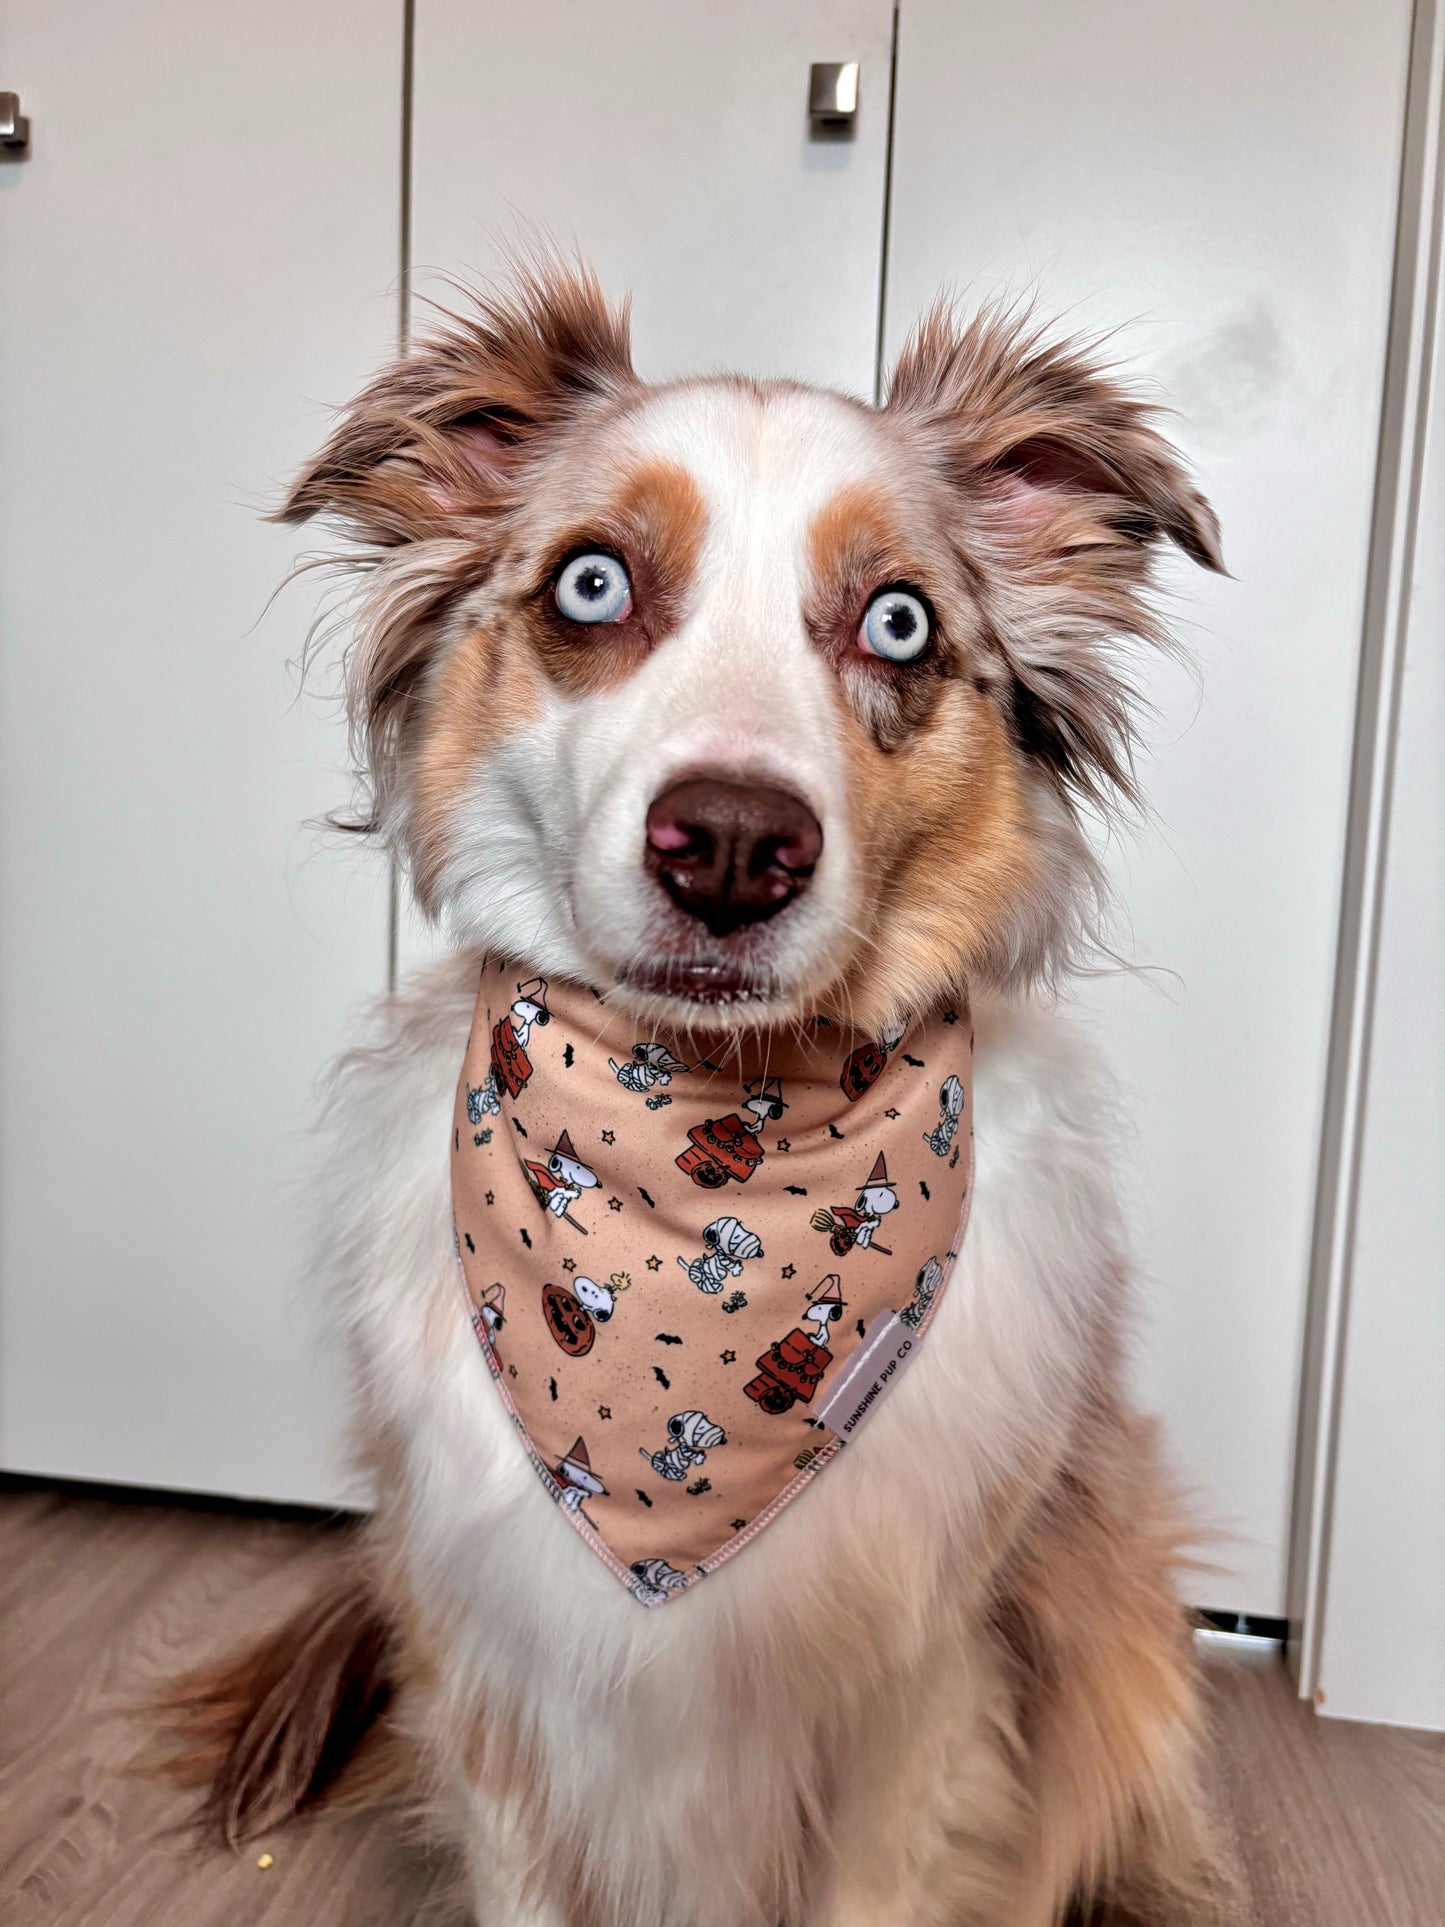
860 587 930 662
555 551 632 624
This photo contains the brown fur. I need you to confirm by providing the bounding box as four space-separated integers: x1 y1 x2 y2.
152 1556 400 1849
990 1396 1224 1920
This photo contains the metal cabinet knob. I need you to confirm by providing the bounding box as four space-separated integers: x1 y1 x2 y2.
808 63 858 127
0 92 29 154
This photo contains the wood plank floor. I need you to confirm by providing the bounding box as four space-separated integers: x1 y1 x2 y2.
2 1483 1442 1925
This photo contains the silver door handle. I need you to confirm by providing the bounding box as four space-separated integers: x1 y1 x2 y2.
0 93 29 153
808 63 858 127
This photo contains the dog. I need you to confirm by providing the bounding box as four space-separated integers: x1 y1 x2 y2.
164 261 1227 1924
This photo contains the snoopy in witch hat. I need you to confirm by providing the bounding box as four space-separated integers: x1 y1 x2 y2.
554 1435 608 1515
524 1129 601 1232
740 1076 788 1134
812 1151 900 1255
802 1273 847 1347
477 1282 506 1334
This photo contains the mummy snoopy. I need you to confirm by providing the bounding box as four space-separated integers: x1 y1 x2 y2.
923 1074 965 1157
523 1129 600 1234
899 1255 945 1330
677 1215 764 1293
466 1072 500 1124
630 1557 689 1605
609 1041 689 1102
640 1410 727 1483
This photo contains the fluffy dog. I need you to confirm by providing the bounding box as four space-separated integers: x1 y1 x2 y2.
166 262 1226 1925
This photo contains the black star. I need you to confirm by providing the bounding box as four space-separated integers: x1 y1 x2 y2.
720 1350 736 1364
601 1129 616 1145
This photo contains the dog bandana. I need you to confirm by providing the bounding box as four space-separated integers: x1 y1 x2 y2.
451 958 974 1606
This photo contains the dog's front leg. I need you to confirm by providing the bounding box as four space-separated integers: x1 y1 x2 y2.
458 1790 571 1927
810 1633 1029 1927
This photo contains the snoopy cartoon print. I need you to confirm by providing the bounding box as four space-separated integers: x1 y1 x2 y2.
744 1275 847 1416
477 1282 507 1336
899 1255 944 1330
489 977 550 1099
923 1074 965 1158
640 1410 727 1483
523 1129 600 1234
553 1435 608 1516
466 1071 501 1124
677 1215 764 1293
675 1077 785 1190
811 1152 899 1255
572 1272 631 1325
609 1041 689 1103
630 1557 689 1605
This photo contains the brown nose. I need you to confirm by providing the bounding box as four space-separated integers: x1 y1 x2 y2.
644 777 823 937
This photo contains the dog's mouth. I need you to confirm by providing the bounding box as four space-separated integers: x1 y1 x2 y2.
618 957 782 1010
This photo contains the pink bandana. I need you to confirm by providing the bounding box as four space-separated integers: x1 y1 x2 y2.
451 959 974 1606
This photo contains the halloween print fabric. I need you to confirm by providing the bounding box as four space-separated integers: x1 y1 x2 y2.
451 959 975 1607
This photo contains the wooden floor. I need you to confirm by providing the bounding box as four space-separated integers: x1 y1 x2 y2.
2 1484 1443 1926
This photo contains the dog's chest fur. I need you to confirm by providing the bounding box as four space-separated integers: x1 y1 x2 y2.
317 952 1126 1924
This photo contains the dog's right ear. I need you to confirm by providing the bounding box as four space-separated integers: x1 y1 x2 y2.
278 262 635 547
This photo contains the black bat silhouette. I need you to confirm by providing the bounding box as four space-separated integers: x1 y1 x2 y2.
563 1043 575 1067
828 1123 845 1140
636 1489 653 1507
654 1333 684 1346
919 1181 931 1201
784 1184 808 1196
902 1052 924 1067
520 1228 532 1249
512 1118 528 1137
548 1377 558 1401
638 1187 656 1209
653 1366 671 1390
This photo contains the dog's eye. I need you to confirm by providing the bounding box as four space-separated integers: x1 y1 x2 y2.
555 552 632 624
859 587 930 662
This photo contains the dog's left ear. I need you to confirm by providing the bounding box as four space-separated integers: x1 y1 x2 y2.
886 302 1224 803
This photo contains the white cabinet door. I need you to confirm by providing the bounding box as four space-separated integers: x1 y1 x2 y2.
882 0 1412 1612
0 1 402 1505
411 0 895 395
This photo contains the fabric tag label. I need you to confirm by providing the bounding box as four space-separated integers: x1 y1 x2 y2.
812 1310 922 1440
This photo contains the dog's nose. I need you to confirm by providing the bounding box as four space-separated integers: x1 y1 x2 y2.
644 777 823 937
